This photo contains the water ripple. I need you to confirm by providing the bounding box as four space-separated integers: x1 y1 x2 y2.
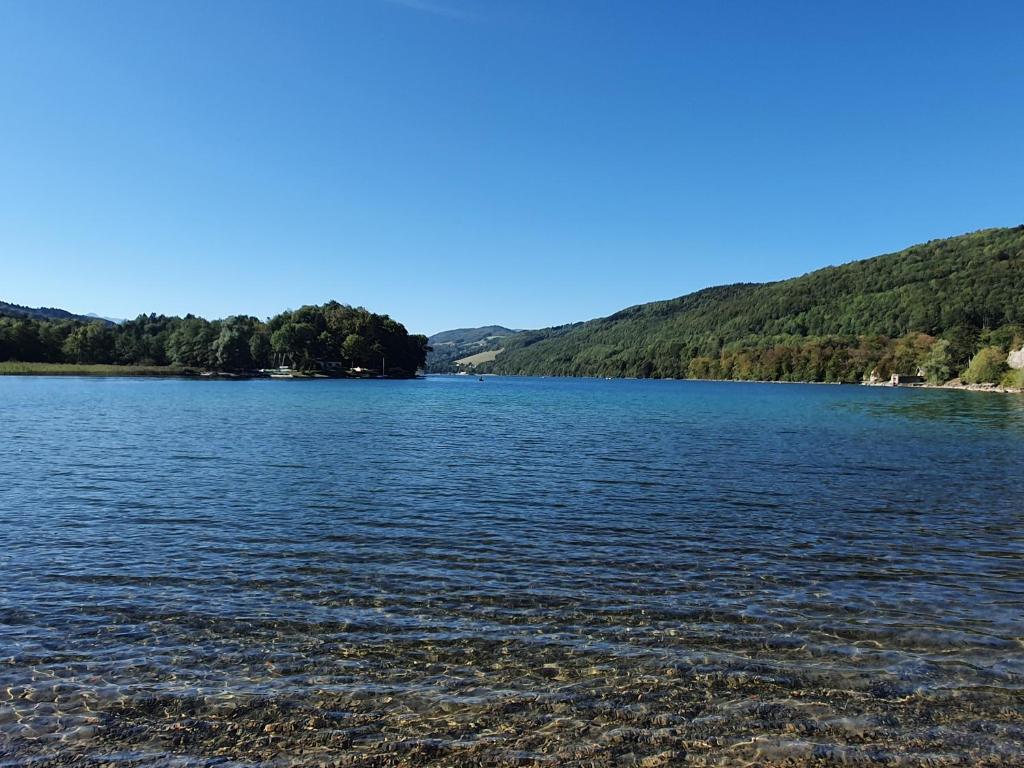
0 377 1021 766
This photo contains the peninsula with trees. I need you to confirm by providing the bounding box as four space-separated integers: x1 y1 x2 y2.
0 301 428 378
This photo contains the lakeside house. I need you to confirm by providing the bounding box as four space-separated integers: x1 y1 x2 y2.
891 373 925 385
866 368 926 386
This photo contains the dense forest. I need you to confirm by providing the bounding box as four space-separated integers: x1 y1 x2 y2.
481 226 1024 386
0 301 428 377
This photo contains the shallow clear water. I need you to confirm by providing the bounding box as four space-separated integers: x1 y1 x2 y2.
1 376 1022 766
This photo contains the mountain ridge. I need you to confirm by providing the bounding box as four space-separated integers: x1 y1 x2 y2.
477 226 1024 383
425 325 519 372
0 301 115 326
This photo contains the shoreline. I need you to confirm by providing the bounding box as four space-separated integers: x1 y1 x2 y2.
0 363 198 377
0 363 420 379
4 364 1020 393
464 372 1024 393
863 380 1023 395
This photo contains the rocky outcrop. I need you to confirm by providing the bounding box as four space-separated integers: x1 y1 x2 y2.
1008 346 1024 370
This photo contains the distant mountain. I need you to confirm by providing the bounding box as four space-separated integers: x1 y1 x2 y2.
85 312 126 325
426 325 519 372
482 226 1024 382
428 325 517 346
0 301 114 325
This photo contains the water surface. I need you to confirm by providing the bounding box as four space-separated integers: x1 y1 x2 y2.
1 376 1022 766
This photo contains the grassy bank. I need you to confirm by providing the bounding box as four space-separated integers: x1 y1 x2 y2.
0 362 196 377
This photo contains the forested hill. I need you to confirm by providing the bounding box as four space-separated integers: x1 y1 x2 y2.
483 226 1024 384
426 325 518 372
428 326 516 346
0 300 114 326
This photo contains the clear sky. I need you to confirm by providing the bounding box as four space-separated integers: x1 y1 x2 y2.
1 1 1022 336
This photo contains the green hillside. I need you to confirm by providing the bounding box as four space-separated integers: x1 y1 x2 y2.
484 226 1024 384
428 325 517 346
426 325 518 372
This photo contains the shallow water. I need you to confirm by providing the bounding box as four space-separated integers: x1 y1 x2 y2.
1 376 1022 766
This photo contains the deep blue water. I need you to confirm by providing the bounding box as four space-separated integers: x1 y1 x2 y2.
1 376 1022 766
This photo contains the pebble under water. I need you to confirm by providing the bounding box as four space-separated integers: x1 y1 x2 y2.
1 376 1022 766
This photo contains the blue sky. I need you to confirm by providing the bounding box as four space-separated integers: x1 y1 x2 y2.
1 0 1022 336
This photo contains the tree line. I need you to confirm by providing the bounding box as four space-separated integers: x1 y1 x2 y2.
484 328 1023 387
0 301 429 377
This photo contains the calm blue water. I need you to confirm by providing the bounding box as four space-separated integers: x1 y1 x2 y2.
1 376 1022 766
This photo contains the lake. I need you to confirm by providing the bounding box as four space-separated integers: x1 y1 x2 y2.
1 376 1022 766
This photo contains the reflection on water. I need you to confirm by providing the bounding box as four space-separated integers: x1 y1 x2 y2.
849 385 1024 430
1 377 1022 766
